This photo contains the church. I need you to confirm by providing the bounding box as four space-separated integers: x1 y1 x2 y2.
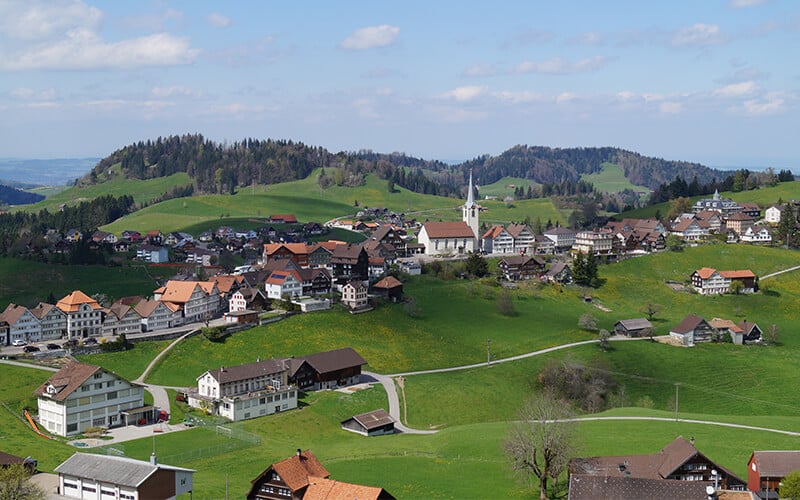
417 171 480 256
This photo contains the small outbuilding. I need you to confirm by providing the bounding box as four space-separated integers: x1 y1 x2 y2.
372 276 404 302
614 318 654 337
341 409 396 436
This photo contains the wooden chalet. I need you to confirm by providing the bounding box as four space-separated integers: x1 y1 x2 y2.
669 314 713 346
341 409 396 436
330 244 369 282
614 318 654 337
748 451 800 499
262 243 310 268
497 255 545 281
372 276 403 302
543 262 572 284
285 347 367 391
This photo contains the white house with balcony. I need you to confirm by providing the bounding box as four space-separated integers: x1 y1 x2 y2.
573 230 614 255
188 358 298 421
35 361 146 437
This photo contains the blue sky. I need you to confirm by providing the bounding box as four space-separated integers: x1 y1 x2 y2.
0 0 798 169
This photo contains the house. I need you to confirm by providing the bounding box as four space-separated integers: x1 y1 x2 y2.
29 303 67 341
709 317 743 343
265 270 304 300
368 256 387 279
764 205 785 224
341 409 396 436
567 474 736 500
56 290 104 339
246 449 330 500
55 452 194 500
298 268 332 296
134 299 181 332
533 233 555 254
185 247 217 267
341 281 368 310
65 229 82 242
307 243 333 269
570 436 746 490
372 276 403 301
102 302 142 336
144 230 163 245
330 244 369 282
35 361 146 436
269 214 298 224
573 230 614 255
0 303 42 344
229 287 268 313
737 320 762 344
0 451 36 471
368 225 407 255
748 450 800 499
154 281 221 323
188 358 297 421
692 190 743 216
670 314 714 346
418 221 477 256
285 347 367 391
543 262 572 284
507 223 536 253
544 226 577 251
740 202 761 219
614 318 654 337
0 321 7 346
691 268 757 295
262 243 310 268
497 255 545 281
121 230 142 242
671 217 710 241
726 212 755 237
740 225 772 244
482 224 514 254
246 449 395 500
136 244 169 263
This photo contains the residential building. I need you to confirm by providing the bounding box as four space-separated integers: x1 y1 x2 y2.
573 230 614 255
497 255 545 281
570 436 746 490
507 223 536 253
482 224 514 254
740 202 761 219
134 300 181 332
229 287 268 313
341 409 396 436
330 244 369 282
670 217 710 241
30 302 67 341
341 281 368 310
102 302 142 336
188 358 297 421
544 226 577 251
154 281 221 323
298 268 332 296
262 243 310 268
533 233 555 254
748 451 800 499
35 361 146 436
670 314 714 346
740 225 772 244
136 245 169 263
307 243 333 269
265 270 303 300
284 347 367 391
0 303 42 344
764 205 784 224
56 290 104 339
0 321 8 346
726 212 755 236
691 268 757 295
55 452 194 500
368 225 407 255
692 189 742 216
543 262 572 284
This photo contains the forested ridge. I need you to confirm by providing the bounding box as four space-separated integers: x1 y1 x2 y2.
82 134 734 199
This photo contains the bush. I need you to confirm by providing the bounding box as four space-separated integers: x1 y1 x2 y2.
202 326 228 343
496 289 516 317
99 333 131 352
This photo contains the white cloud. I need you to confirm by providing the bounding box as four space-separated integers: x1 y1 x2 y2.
354 98 380 119
514 56 609 75
0 0 102 41
713 81 757 98
340 25 399 50
742 93 785 115
671 23 725 48
494 90 543 103
1 30 199 70
442 85 488 102
207 12 231 28
659 102 683 114
151 86 202 98
555 92 577 104
729 0 767 7
615 91 637 102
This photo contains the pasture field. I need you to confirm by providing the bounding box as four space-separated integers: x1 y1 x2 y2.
581 162 651 193
77 339 172 382
477 176 541 198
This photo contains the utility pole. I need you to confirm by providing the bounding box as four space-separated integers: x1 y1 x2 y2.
487 338 491 366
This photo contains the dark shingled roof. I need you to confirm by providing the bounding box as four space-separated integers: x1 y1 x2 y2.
568 474 711 500
750 450 800 477
299 347 367 375
344 409 395 431
205 358 287 384
35 361 102 401
670 314 707 334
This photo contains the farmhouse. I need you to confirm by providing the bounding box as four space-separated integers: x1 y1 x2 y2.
568 474 716 500
372 275 404 301
669 314 713 346
497 255 545 281
764 204 784 224
30 302 67 341
55 452 195 500
543 262 572 284
285 347 367 391
35 361 147 437
570 436 746 490
748 451 800 499
341 409 396 436
0 303 43 344
189 358 298 421
691 268 756 295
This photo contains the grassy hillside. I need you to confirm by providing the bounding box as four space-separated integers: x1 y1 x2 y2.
581 162 651 193
477 176 540 198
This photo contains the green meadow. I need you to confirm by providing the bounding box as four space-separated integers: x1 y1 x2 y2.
581 162 651 194
478 176 541 198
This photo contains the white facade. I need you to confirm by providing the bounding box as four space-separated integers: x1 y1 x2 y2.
139 302 181 332
64 303 104 339
765 206 783 224
418 224 478 256
573 231 614 255
36 306 67 341
5 307 41 344
229 290 248 312
38 370 144 437
741 226 772 244
341 282 368 309
265 273 303 299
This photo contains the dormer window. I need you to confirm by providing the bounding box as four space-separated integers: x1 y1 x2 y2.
46 384 57 394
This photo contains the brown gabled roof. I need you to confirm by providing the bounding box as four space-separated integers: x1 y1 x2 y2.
56 290 101 313
347 409 395 431
506 223 532 238
481 224 506 239
211 274 243 295
270 213 298 223
204 358 287 385
737 320 759 335
726 212 754 221
331 243 365 262
134 299 172 318
298 347 367 376
305 477 393 500
750 450 800 477
30 302 61 319
264 243 309 256
106 302 137 321
709 318 743 333
567 474 711 500
422 221 475 239
671 314 708 334
271 450 330 492
0 303 33 325
672 217 701 232
0 451 31 466
499 255 544 267
657 436 699 477
34 361 102 401
373 276 403 289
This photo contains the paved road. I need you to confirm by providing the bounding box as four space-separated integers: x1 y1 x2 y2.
566 416 800 437
760 264 800 280
0 358 58 371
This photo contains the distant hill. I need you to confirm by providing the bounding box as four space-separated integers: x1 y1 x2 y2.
78 134 729 201
0 184 44 205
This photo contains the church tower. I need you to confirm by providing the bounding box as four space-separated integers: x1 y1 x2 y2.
462 169 480 243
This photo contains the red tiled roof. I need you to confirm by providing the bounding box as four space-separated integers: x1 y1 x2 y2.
481 224 505 239
271 450 330 492
56 290 101 313
305 477 389 500
374 276 403 289
719 269 755 279
694 267 717 279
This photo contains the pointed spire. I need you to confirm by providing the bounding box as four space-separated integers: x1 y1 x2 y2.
466 169 476 208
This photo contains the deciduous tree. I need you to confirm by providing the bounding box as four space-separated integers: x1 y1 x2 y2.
0 464 45 500
780 470 800 499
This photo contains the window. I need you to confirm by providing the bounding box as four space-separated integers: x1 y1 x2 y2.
67 423 78 432
82 485 96 493
95 383 102 390
106 380 115 388
64 481 78 489
94 373 102 379
107 391 117 400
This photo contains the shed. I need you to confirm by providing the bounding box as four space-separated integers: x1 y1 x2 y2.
614 318 654 337
341 409 396 436
372 276 403 301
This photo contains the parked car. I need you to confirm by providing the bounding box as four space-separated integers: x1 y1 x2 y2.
46 343 60 350
82 337 98 345
11 339 26 346
63 339 78 348
23 345 40 352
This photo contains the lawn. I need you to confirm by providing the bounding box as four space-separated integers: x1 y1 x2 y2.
76 339 172 381
477 176 541 198
581 162 651 194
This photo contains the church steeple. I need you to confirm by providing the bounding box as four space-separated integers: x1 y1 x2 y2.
462 169 479 243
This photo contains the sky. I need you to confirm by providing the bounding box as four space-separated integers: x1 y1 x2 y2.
0 0 798 170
